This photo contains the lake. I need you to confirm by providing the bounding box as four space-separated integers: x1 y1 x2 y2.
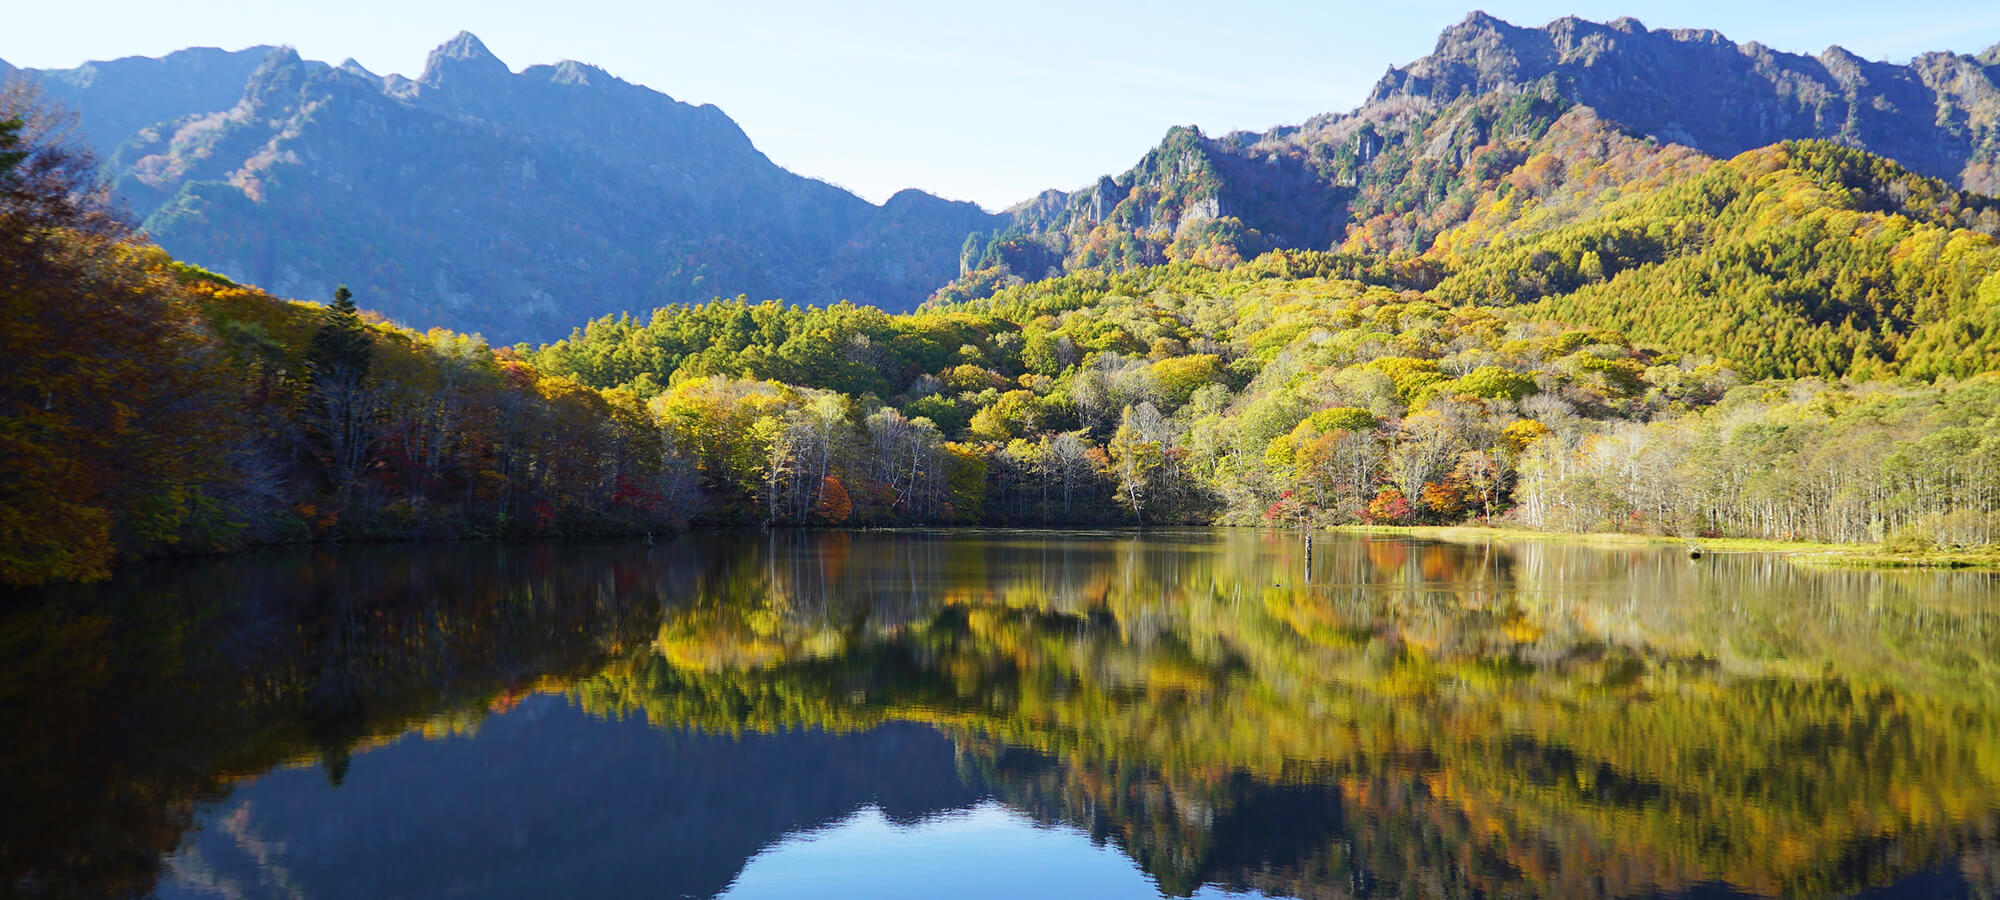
5 529 1999 898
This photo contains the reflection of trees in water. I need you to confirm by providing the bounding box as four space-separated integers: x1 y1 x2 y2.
593 529 2000 898
962 745 1370 899
0 542 673 898
7 531 2000 899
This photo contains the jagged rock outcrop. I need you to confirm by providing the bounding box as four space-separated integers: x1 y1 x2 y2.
16 45 275 162
938 12 2000 303
1371 11 2000 192
13 15 1999 323
7 34 1002 340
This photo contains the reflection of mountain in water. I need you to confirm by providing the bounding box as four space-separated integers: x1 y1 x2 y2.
5 531 2000 899
581 530 2000 899
161 713 984 899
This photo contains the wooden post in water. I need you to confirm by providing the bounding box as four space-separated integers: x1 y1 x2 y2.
1302 529 1313 583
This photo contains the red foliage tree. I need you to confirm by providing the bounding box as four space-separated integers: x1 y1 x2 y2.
1363 488 1414 525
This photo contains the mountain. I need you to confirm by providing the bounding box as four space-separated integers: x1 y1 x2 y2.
11 15 2000 335
1368 13 2000 189
18 15 1999 334
944 12 2000 302
8 35 2000 585
4 34 1002 341
10 44 274 160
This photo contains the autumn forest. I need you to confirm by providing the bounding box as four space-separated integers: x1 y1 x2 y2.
10 10 2000 900
7 75 2000 587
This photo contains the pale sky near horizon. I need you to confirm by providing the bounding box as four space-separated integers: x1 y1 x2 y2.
8 1 2000 210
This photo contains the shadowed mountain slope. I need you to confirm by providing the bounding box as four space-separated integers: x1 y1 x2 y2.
5 34 1002 341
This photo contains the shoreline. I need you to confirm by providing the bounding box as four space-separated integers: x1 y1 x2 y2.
1328 525 2000 571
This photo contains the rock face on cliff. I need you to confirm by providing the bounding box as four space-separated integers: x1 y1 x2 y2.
1371 12 2000 192
8 34 1002 340
13 15 2000 325
21 45 276 161
941 12 2000 303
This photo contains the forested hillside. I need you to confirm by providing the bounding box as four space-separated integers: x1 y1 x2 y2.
10 27 2000 586
0 90 692 585
1435 138 2000 379
532 140 2000 549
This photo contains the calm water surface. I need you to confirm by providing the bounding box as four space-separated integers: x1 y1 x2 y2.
5 529 2000 898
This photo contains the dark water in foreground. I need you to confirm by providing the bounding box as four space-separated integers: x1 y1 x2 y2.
5 529 2000 899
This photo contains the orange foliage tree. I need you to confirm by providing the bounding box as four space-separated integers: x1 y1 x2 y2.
814 476 852 523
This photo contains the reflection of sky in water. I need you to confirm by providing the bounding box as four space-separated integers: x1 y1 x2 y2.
722 801 1272 900
153 692 1263 900
156 698 997 900
14 532 2000 899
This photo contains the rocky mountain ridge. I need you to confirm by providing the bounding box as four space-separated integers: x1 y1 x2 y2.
1370 12 2000 189
6 33 1002 340
11 14 2000 331
941 11 2000 302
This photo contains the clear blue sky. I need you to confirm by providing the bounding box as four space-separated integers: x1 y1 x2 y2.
8 1 1999 210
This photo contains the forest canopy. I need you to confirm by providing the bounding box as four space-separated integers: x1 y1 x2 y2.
523 140 2000 549
5 80 2000 586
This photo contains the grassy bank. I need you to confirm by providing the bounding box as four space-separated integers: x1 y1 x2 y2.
1329 525 2000 571
1785 547 2000 570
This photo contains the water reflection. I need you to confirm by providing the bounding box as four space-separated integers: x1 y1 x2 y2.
4 531 1998 898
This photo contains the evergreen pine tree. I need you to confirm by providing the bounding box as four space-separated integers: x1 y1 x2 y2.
304 285 377 500
308 285 372 384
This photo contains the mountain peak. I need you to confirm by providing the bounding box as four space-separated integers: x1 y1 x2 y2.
883 187 966 211
421 31 507 85
247 45 305 83
433 31 496 61
1979 42 2000 66
1427 10 1544 66
262 45 304 67
547 59 606 86
240 46 312 108
1440 10 1519 44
